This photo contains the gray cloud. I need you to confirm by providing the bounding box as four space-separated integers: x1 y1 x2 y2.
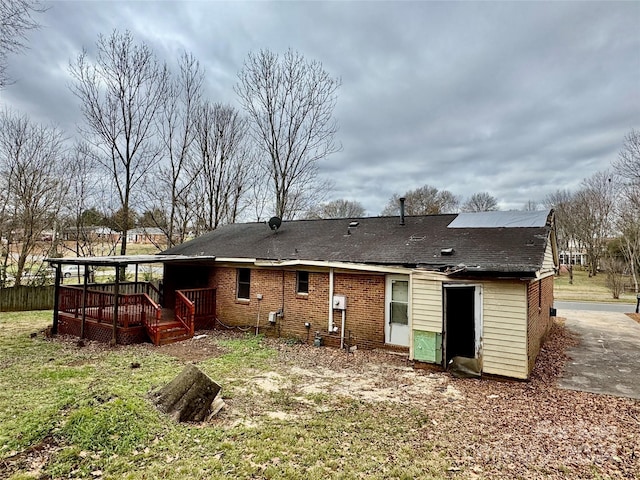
1 0 637 216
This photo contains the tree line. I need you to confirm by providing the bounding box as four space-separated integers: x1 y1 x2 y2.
1 27 343 285
546 130 640 296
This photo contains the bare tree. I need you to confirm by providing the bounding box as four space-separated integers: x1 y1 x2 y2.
612 130 640 291
573 171 616 277
0 109 67 285
522 200 540 211
461 192 498 212
235 49 341 219
0 0 44 88
381 185 459 216
147 52 203 247
614 129 640 190
305 199 366 219
69 30 169 255
545 189 579 283
191 102 254 234
59 142 118 259
616 199 640 293
601 253 626 300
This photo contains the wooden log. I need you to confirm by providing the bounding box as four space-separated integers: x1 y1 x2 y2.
151 364 223 422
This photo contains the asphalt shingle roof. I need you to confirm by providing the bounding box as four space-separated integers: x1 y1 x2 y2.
162 211 554 276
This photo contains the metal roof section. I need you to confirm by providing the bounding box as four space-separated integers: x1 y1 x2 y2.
447 210 549 228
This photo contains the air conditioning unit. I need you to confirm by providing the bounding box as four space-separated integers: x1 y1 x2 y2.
268 311 278 324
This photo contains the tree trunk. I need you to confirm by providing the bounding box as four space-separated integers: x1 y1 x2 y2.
151 364 223 422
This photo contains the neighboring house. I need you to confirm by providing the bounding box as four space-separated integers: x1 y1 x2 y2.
127 227 165 245
61 226 120 243
161 209 558 380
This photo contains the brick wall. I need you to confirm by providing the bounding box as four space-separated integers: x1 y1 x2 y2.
211 266 387 349
526 275 554 373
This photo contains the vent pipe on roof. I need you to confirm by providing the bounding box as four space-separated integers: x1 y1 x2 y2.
399 197 406 226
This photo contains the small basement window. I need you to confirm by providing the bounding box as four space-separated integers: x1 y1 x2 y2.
297 271 309 294
237 268 250 300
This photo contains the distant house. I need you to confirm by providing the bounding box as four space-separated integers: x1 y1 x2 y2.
127 227 165 245
61 226 119 243
160 209 558 380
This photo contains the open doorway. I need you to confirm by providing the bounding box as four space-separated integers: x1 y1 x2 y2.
443 285 481 364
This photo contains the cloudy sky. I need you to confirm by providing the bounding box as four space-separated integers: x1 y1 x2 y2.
1 0 639 215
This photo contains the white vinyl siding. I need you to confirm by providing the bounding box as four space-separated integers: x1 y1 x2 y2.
541 239 556 273
411 272 443 333
410 272 530 379
482 281 528 379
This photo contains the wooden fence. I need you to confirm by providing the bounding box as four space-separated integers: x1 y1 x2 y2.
0 286 55 312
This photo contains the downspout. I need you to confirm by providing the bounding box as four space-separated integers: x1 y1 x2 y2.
328 268 334 331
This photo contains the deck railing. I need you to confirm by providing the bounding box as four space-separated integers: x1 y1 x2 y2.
178 287 216 328
175 290 195 336
71 281 161 304
58 285 161 329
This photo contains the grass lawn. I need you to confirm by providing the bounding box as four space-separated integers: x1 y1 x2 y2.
1 311 638 479
554 268 638 304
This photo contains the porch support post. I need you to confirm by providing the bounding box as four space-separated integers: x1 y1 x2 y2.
51 264 61 334
135 264 139 293
112 265 120 344
81 266 88 339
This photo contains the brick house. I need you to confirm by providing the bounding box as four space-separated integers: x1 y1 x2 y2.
161 209 558 380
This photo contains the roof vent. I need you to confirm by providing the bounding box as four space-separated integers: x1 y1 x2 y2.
349 221 359 228
268 216 282 231
441 247 454 256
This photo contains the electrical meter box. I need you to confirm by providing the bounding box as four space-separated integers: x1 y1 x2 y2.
332 294 347 310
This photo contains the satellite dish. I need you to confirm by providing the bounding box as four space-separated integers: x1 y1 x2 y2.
268 216 282 231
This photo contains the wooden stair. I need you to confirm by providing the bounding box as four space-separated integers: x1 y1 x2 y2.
155 320 192 345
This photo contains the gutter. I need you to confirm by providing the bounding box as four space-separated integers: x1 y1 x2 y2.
252 259 413 275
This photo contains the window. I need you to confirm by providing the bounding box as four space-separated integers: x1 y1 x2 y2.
297 271 309 294
237 268 250 300
390 280 408 325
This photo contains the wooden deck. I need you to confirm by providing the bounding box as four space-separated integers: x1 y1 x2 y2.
55 283 216 345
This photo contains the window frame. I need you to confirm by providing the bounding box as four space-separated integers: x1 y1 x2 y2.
296 270 309 295
236 268 251 300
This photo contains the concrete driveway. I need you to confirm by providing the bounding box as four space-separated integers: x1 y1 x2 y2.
557 309 640 400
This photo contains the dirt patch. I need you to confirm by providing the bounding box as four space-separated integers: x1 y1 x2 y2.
52 330 232 363
0 436 60 479
149 333 229 363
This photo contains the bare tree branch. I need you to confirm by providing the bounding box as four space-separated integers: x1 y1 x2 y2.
381 185 459 216
0 0 45 88
235 49 341 219
69 30 169 255
461 192 498 212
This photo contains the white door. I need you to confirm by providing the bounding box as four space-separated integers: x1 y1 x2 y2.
385 276 410 346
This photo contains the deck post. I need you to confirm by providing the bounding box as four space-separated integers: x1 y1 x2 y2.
112 266 120 344
81 267 88 338
51 264 61 334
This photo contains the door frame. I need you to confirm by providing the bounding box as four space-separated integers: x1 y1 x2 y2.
442 283 483 363
385 274 411 347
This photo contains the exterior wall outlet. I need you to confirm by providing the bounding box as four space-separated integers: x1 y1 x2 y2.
256 293 263 300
